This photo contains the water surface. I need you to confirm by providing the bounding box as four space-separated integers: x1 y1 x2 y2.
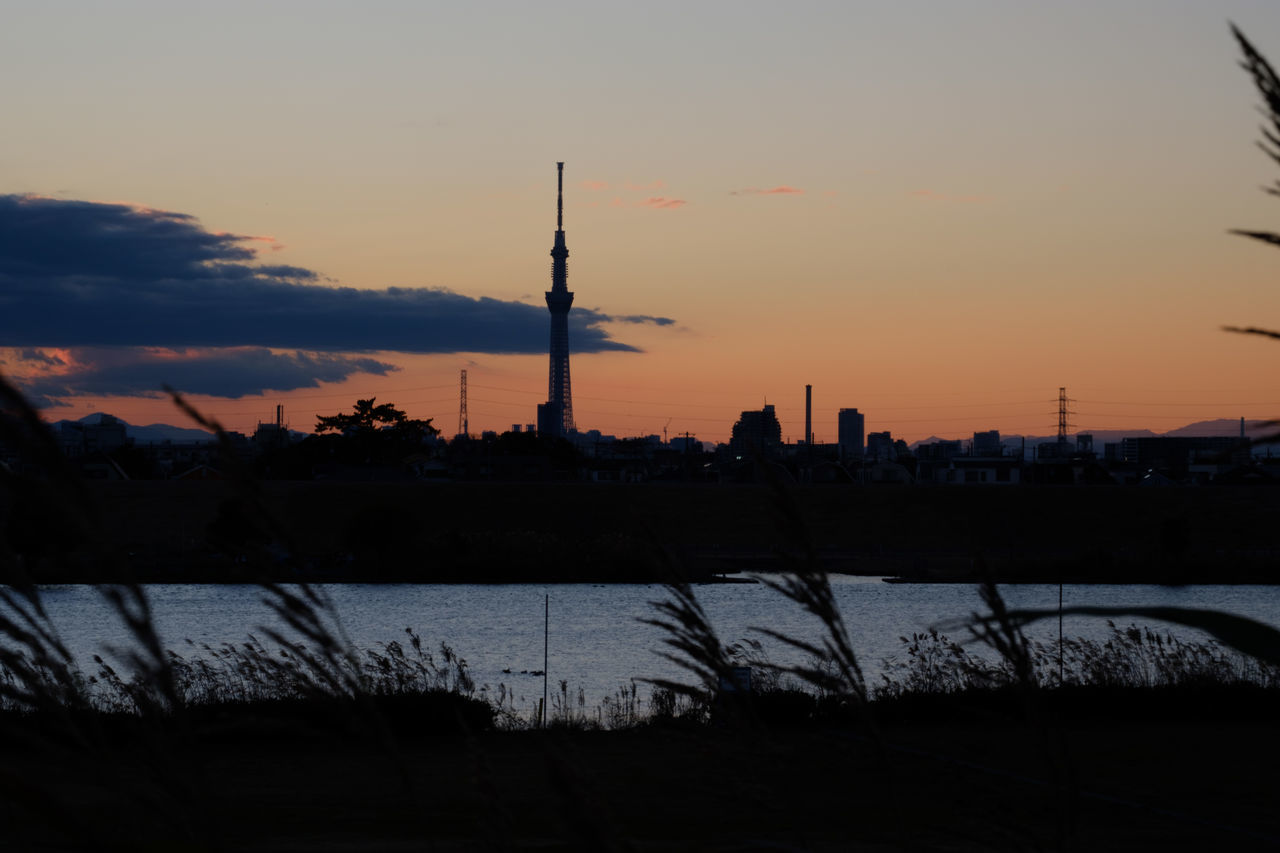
21 579 1280 710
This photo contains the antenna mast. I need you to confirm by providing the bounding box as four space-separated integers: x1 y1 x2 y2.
458 369 469 438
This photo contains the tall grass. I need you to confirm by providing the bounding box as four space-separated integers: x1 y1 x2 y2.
875 622 1280 700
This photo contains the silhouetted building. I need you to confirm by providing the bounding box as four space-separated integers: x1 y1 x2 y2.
59 414 129 457
866 430 895 462
1117 435 1249 478
948 456 1021 485
917 439 963 460
253 405 291 451
670 435 702 453
729 404 782 459
972 430 1001 457
837 408 864 461
541 162 575 438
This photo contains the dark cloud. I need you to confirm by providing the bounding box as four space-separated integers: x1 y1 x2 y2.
18 347 397 405
0 194 671 355
611 314 676 326
19 347 65 366
0 196 271 281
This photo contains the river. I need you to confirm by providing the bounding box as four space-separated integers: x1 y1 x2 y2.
13 579 1280 713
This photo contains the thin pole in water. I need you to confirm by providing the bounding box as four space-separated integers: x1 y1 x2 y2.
543 593 549 729
1058 580 1064 684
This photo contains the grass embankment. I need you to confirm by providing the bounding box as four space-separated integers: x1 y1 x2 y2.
3 690 1278 851
4 614 1278 850
25 480 1280 582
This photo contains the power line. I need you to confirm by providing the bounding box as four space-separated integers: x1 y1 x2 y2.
1075 412 1266 420
1084 400 1277 407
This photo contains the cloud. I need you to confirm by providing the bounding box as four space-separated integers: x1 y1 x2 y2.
609 314 677 326
637 197 686 210
730 186 805 196
0 194 660 355
19 348 66 366
0 194 676 401
15 346 397 404
580 180 609 191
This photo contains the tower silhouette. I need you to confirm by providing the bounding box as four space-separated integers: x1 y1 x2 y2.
1056 386 1073 442
538 162 575 437
458 368 468 438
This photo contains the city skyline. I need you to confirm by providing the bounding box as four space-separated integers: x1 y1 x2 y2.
4 2 1280 444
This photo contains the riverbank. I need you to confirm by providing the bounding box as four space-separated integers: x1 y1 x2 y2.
3 691 1278 851
7 480 1280 583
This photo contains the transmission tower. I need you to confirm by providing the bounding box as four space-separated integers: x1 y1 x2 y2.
458 369 469 438
1056 386 1074 441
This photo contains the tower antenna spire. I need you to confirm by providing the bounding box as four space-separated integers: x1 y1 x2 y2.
538 162 575 437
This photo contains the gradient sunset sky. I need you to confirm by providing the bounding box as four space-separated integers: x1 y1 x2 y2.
5 0 1280 444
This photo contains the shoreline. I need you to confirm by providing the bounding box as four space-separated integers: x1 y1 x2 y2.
5 479 1280 585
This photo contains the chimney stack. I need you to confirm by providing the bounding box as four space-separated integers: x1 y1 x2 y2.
805 384 813 446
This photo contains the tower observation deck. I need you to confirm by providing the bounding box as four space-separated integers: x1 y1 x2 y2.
539 162 575 437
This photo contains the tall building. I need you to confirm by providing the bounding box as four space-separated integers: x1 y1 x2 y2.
729 404 782 459
838 408 864 461
538 162 576 438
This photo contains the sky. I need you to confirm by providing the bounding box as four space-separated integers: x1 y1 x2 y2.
4 0 1280 444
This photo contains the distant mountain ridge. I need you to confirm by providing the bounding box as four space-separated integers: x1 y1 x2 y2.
53 413 215 444
911 418 1265 451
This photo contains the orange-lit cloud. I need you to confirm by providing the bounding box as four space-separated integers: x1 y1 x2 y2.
637 197 686 209
580 180 609 191
731 186 805 196
243 234 286 251
13 346 398 405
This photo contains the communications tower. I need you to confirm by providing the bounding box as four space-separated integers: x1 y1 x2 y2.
538 162 575 437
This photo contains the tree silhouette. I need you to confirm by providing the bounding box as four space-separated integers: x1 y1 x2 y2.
315 398 438 440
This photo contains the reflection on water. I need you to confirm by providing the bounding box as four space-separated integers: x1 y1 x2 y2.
20 579 1280 709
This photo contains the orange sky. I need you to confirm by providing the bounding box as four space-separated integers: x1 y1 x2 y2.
6 3 1280 443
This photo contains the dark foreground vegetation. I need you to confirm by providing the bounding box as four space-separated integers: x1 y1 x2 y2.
4 707 1280 851
3 605 1280 852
